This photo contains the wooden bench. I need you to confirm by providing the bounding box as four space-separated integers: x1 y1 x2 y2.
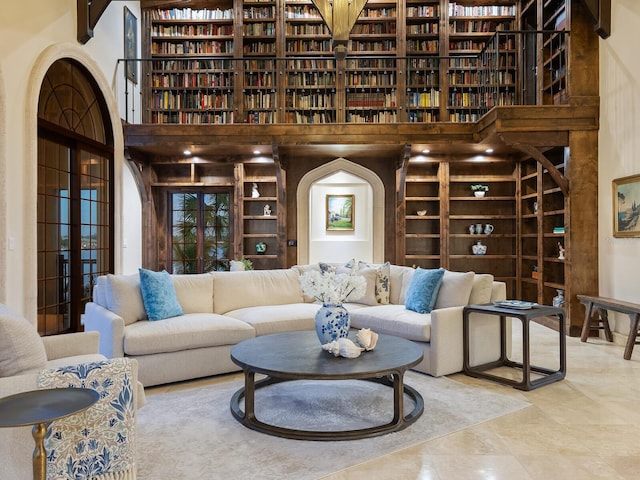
577 294 640 360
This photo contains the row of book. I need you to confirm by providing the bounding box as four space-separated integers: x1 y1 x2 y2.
243 7 276 19
244 72 275 87
351 23 397 35
151 8 233 21
283 112 335 124
346 111 398 123
151 41 234 55
152 60 233 71
151 111 235 124
152 73 233 89
449 20 514 33
151 25 233 37
407 90 440 108
407 40 439 53
349 40 396 52
243 23 276 36
151 91 233 110
408 24 439 35
346 92 396 108
245 112 277 124
243 43 277 54
448 4 516 17
244 92 276 109
407 6 439 18
347 72 395 87
287 72 334 87
285 24 330 35
408 111 439 123
286 93 335 109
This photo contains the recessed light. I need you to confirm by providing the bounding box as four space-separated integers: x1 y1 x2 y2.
183 150 191 156
422 149 430 154
253 150 261 155
485 148 494 154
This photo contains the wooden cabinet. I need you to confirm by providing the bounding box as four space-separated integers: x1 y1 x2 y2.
234 163 285 269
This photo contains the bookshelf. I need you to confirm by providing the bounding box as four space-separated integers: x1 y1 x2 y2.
144 7 236 124
445 1 517 122
142 0 527 125
517 147 568 306
234 163 285 269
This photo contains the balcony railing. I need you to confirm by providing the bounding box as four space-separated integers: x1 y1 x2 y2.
118 31 569 125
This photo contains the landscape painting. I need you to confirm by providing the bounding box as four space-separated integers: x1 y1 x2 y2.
326 194 354 231
613 174 640 237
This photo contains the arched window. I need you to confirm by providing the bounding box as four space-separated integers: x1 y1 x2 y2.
37 59 114 335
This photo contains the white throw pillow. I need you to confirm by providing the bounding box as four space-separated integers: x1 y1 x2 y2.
0 306 47 377
468 274 494 305
104 274 147 325
433 270 475 309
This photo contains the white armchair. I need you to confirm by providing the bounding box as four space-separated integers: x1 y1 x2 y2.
0 304 144 479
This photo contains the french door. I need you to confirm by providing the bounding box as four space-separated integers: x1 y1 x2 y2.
169 190 232 273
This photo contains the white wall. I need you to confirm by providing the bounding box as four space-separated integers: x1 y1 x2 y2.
0 1 143 318
308 171 373 264
599 0 640 334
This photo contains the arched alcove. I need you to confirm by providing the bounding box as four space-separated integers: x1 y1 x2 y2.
296 158 384 265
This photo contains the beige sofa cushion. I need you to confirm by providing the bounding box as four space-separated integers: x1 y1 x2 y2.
350 305 432 342
172 273 214 314
105 274 147 325
0 305 47 377
225 303 319 336
434 270 475 309
389 265 416 305
123 313 255 356
212 269 303 314
468 274 495 305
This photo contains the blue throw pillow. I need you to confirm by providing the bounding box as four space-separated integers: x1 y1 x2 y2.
138 268 184 321
405 267 445 314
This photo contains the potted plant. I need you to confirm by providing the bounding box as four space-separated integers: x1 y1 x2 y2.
470 184 489 197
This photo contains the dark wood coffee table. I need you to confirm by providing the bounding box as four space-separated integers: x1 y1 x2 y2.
230 331 424 440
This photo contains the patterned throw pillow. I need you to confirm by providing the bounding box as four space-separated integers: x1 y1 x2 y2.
405 267 445 314
38 358 136 480
357 261 391 305
138 268 184 321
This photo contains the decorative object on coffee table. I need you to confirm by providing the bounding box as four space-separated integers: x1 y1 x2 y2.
300 269 366 344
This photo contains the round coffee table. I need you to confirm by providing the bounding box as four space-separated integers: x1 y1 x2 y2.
230 331 424 440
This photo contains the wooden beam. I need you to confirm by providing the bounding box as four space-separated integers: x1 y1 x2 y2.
578 0 611 39
507 142 569 196
76 0 113 44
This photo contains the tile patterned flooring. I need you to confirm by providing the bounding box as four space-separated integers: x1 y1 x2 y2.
149 321 640 479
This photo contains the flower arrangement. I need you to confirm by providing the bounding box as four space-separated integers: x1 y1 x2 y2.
300 269 367 305
470 184 489 192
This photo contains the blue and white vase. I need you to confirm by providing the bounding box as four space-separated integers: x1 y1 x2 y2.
315 303 350 345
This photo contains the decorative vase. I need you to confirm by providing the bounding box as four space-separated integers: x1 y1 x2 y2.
553 289 565 308
472 240 487 255
474 191 486 197
255 241 267 255
315 303 350 345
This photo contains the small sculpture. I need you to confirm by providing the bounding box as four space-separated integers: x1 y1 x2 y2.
322 338 365 358
472 240 487 255
251 183 260 198
263 204 271 216
469 224 475 235
558 242 565 259
355 328 378 351
255 241 267 255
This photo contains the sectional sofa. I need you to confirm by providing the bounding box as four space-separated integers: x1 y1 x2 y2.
84 263 508 387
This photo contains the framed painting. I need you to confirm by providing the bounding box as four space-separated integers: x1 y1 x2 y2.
326 194 354 231
613 174 640 237
124 7 138 83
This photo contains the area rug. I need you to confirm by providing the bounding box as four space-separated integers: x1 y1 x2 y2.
136 372 529 479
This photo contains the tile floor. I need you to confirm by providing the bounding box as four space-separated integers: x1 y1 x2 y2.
148 321 640 479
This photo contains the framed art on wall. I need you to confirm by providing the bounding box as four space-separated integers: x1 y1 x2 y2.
326 194 354 231
124 7 138 83
613 174 640 237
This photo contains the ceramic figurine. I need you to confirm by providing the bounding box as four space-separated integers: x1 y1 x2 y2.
484 224 494 235
558 242 565 259
263 204 271 216
251 182 260 198
256 241 267 255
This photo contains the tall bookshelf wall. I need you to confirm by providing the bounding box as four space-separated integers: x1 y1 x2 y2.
142 0 526 124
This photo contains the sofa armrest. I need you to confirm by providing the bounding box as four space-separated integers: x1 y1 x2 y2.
83 302 125 358
428 306 465 376
42 331 100 360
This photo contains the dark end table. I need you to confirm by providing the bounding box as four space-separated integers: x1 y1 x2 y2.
463 303 566 391
0 387 99 480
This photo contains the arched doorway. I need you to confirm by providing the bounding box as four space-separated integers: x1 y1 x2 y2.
296 158 385 265
37 59 114 334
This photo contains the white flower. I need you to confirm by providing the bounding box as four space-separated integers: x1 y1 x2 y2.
300 270 366 305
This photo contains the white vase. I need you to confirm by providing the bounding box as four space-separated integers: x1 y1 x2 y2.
474 191 486 197
315 303 350 344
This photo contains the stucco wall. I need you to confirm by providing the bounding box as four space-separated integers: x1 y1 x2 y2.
599 0 640 335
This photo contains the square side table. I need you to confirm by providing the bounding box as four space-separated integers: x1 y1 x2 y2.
463 304 566 391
